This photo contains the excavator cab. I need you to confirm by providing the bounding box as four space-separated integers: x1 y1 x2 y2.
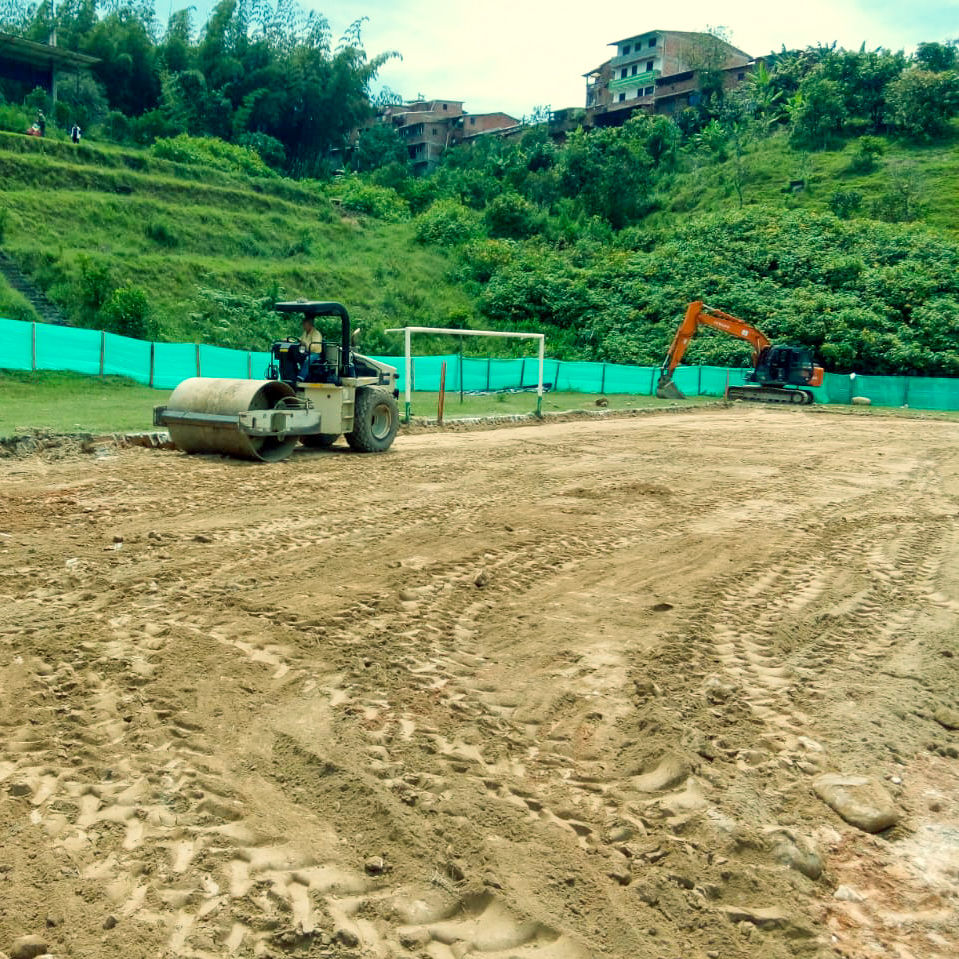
751 346 820 388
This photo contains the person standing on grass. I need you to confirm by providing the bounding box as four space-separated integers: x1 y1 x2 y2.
71 124 81 144
37 111 46 137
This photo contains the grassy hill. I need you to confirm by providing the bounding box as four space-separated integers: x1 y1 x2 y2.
652 132 956 233
0 131 480 352
650 128 959 237
2 123 959 372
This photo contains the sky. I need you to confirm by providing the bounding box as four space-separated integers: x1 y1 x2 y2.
293 0 959 119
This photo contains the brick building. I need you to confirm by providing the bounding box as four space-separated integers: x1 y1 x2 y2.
581 29 753 128
376 99 521 174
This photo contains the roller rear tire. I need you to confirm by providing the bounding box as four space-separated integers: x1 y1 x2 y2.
346 388 399 453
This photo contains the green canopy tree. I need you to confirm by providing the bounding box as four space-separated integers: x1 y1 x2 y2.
885 67 959 139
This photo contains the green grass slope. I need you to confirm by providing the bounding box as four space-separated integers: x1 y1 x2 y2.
3 124 959 372
0 131 479 353
653 128 959 238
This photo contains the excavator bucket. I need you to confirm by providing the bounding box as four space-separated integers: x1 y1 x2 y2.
655 375 686 400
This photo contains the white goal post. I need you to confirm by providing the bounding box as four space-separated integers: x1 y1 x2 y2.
384 327 546 419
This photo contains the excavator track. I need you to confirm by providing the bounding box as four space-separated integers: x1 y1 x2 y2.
726 385 815 405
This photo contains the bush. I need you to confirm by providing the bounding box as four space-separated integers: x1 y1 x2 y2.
413 200 482 246
484 192 541 240
236 132 287 170
77 256 113 313
286 230 312 257
128 109 180 145
24 87 48 115
0 103 31 135
829 189 864 220
885 68 959 139
868 167 925 223
189 286 283 351
0 285 39 323
103 111 130 143
848 136 885 172
151 134 274 177
332 178 410 222
145 220 179 248
693 119 728 160
462 238 515 282
100 286 154 339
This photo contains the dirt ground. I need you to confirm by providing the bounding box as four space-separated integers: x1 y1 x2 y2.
1 407 958 959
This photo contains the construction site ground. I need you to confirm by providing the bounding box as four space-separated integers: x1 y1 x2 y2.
1 406 958 959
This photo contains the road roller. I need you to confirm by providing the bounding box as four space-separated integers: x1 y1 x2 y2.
154 301 400 462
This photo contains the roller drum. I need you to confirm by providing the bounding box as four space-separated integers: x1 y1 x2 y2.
166 378 298 462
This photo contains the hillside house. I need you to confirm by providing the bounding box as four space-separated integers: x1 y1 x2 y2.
582 29 752 127
376 99 521 174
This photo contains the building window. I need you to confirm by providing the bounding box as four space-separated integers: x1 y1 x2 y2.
470 117 476 125
442 104 447 110
622 44 630 55
738 72 745 80
648 37 656 47
644 86 654 95
631 65 637 75
646 60 654 71
619 93 626 102
621 68 627 79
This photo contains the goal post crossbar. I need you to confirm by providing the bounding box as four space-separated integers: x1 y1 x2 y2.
384 327 546 419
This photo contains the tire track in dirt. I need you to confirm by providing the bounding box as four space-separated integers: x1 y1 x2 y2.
4 413 959 959
661 456 959 959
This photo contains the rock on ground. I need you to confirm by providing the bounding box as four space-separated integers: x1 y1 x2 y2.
812 773 901 833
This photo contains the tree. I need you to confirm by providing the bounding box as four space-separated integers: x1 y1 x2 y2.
884 68 959 139
560 124 655 229
914 41 958 72
680 26 737 104
83 8 161 117
787 72 848 148
744 60 783 132
351 123 408 173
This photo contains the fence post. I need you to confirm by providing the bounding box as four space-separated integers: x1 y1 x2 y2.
195 343 201 377
438 361 447 425
149 342 155 388
486 357 491 392
649 368 656 396
600 362 607 394
902 377 910 407
555 360 561 391
31 323 36 370
248 352 253 379
99 331 106 376
519 358 526 390
697 365 703 396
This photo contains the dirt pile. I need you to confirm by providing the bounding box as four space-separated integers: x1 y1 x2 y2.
1 408 957 958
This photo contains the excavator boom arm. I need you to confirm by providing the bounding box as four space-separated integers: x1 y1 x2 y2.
660 301 772 380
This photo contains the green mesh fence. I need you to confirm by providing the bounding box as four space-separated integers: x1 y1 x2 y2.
3 317 959 411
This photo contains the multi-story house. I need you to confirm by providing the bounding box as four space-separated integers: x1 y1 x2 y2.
377 99 521 174
582 29 753 127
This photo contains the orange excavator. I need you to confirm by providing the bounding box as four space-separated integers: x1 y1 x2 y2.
656 301 824 405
